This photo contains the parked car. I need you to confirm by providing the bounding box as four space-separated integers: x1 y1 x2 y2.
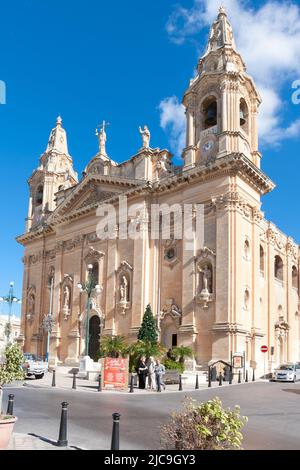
23 353 48 379
271 363 300 382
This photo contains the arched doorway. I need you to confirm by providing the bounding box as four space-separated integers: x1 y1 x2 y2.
88 315 101 360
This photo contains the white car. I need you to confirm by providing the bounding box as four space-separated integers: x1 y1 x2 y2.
23 353 48 380
272 363 300 382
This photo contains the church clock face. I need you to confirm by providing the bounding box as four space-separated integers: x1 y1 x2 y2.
202 140 214 153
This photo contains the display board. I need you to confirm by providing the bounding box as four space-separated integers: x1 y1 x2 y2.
101 357 129 390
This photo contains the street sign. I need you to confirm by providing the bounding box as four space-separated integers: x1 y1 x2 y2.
261 345 268 353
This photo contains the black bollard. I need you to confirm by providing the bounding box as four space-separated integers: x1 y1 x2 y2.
238 370 241 383
195 374 199 390
178 374 183 391
252 368 255 382
208 367 212 388
52 369 56 387
72 372 77 390
6 394 14 416
111 413 121 450
245 370 248 383
98 373 102 392
219 373 223 386
229 370 232 385
57 402 68 447
129 374 134 393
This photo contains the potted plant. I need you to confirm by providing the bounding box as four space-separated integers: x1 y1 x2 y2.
0 344 25 449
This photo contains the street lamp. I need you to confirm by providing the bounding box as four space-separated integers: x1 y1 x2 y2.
0 281 21 345
42 276 54 362
77 264 102 358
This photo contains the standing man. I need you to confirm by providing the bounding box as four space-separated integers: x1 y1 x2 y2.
155 359 166 392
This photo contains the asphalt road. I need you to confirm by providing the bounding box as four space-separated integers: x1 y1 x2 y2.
3 381 300 450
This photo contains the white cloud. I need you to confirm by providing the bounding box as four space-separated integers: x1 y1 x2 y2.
160 0 300 153
158 97 186 157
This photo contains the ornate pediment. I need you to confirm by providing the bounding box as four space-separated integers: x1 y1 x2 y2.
60 185 115 215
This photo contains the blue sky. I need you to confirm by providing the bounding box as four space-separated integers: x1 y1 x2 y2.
0 0 299 317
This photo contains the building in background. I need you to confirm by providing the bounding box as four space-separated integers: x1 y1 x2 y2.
0 315 21 354
16 8 299 375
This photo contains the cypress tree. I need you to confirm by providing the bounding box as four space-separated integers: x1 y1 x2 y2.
138 304 158 344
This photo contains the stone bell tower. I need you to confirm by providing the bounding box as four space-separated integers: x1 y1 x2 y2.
182 7 261 170
26 116 78 232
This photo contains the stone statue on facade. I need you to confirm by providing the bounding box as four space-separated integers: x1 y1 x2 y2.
199 264 212 293
120 275 128 303
63 285 70 309
96 121 108 156
28 294 35 315
139 125 151 149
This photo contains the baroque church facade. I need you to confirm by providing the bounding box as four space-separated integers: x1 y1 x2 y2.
17 8 300 375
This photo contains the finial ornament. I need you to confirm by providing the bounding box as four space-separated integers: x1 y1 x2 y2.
219 6 227 15
96 120 109 156
56 115 62 126
139 125 151 149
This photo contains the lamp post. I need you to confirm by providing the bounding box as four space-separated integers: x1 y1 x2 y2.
77 264 102 358
0 281 21 345
42 276 55 362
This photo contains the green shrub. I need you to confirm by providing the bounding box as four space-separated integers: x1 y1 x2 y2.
161 397 247 450
0 344 25 416
163 358 184 373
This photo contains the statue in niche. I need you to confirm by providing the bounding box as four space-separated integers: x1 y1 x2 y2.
198 264 212 294
139 125 151 149
120 275 129 303
63 285 70 309
28 294 35 315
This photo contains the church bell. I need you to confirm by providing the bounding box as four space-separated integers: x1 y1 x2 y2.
204 102 217 127
240 109 246 126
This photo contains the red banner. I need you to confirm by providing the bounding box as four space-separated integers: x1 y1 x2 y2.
102 357 128 390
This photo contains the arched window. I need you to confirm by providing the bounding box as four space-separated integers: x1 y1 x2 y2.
240 98 249 133
292 266 298 289
244 239 250 261
260 245 265 274
35 185 44 205
274 256 283 281
202 96 217 130
244 289 250 310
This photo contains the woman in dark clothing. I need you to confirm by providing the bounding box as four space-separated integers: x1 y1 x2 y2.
136 355 148 389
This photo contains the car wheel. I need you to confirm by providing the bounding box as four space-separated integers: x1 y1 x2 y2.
35 373 44 380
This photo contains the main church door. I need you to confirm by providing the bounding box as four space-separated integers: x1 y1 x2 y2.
88 315 101 360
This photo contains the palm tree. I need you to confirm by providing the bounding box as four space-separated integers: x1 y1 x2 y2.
127 340 166 372
172 345 193 365
100 335 128 358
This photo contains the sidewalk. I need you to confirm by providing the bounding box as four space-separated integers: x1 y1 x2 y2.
22 366 263 394
6 433 75 450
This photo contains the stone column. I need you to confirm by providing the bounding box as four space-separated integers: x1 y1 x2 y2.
221 82 227 132
130 204 150 338
103 231 118 336
212 196 232 362
266 230 276 371
49 240 63 366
